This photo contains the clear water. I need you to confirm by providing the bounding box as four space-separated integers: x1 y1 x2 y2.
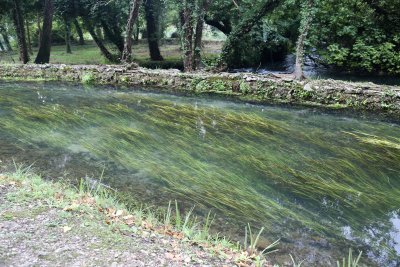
0 81 399 266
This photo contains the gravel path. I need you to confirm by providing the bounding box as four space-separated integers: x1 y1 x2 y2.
0 185 234 267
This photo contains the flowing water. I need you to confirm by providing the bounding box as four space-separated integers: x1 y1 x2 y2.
0 81 399 266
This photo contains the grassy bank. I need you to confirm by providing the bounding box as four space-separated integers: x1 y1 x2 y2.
0 166 366 266
0 166 278 267
0 40 221 69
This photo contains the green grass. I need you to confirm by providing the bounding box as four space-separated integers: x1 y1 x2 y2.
0 165 276 266
0 40 222 69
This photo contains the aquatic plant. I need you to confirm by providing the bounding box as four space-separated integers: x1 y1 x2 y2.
0 81 399 264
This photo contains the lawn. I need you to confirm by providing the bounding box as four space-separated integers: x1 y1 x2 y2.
0 40 222 69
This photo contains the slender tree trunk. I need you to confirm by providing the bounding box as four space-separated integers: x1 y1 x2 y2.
135 22 140 42
96 27 103 40
35 0 54 64
65 19 72 54
121 0 142 62
219 0 281 69
3 34 12 51
101 20 124 53
193 0 210 70
25 19 33 55
294 0 313 80
144 0 163 61
12 0 29 63
0 29 13 51
73 19 85 45
85 20 115 62
36 12 42 48
182 0 194 71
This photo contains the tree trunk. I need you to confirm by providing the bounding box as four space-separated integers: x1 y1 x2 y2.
36 12 42 48
0 39 5 51
65 19 72 54
25 19 33 55
204 18 232 35
135 22 140 42
144 0 163 61
12 0 29 63
96 27 103 40
121 0 142 62
85 19 115 62
182 0 194 71
219 0 281 69
294 0 313 80
0 28 13 51
101 20 124 53
73 19 85 45
193 0 210 70
35 0 54 64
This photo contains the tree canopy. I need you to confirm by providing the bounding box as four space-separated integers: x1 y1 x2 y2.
0 0 398 75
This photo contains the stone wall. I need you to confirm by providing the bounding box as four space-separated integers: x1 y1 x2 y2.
0 64 399 118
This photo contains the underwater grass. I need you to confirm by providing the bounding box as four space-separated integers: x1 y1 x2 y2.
0 82 399 263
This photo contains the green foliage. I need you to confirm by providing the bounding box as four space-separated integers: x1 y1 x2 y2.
81 72 95 84
309 0 400 74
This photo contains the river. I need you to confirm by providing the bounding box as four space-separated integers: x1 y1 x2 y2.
0 81 399 266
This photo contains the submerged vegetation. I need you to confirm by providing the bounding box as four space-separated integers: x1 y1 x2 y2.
0 81 398 265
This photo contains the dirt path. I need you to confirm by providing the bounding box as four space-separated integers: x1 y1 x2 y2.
0 185 234 267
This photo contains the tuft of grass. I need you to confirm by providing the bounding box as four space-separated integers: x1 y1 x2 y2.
290 254 305 267
337 249 363 267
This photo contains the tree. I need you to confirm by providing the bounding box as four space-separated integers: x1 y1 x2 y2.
0 38 4 51
294 0 314 80
218 0 282 69
12 0 29 63
25 18 33 55
121 0 142 62
180 0 209 72
308 0 400 74
84 18 115 62
0 25 13 51
193 0 210 70
64 18 72 54
35 0 54 64
73 19 85 45
144 0 163 61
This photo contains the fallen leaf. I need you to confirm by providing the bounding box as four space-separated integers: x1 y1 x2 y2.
63 203 80 211
54 192 64 200
125 219 135 226
115 210 124 217
63 226 72 233
122 215 134 220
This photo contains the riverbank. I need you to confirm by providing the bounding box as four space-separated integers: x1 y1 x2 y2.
0 167 275 267
0 63 399 119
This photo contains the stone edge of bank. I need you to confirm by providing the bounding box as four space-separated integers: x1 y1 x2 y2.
1 63 399 119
